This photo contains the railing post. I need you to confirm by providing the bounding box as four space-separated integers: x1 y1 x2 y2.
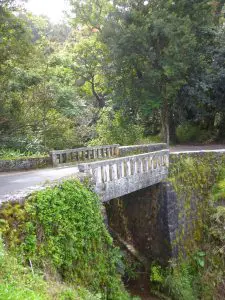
50 152 58 167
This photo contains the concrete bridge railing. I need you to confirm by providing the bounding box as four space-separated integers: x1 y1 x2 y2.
50 145 119 167
78 149 169 202
50 143 167 167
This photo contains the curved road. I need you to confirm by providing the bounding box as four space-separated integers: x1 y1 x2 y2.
0 144 225 199
0 165 79 198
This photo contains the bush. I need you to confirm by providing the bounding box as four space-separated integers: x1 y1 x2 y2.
0 236 105 300
0 149 47 160
0 236 48 300
0 180 131 300
90 108 145 146
176 122 213 144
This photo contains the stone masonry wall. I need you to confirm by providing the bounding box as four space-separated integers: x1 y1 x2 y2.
169 150 225 254
105 182 178 265
105 150 225 264
0 156 51 172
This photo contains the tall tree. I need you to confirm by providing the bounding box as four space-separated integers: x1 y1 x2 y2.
101 0 217 144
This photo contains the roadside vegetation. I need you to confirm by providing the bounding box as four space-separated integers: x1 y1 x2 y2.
149 166 225 300
0 180 136 300
0 0 225 157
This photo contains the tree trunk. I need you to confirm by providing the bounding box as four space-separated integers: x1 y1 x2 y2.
91 79 105 108
161 98 170 146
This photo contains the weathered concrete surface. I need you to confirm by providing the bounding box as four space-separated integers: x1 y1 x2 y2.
170 144 225 153
119 143 167 156
78 150 169 202
0 156 51 172
105 182 178 265
50 144 119 166
0 165 79 203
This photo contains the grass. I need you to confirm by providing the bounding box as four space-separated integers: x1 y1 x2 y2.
0 236 103 300
0 149 48 160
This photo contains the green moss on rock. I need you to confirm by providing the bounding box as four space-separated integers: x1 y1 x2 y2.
169 152 225 253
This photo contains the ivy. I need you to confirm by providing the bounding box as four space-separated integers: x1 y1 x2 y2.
0 180 131 299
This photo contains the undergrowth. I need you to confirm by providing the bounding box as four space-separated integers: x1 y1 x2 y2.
0 149 47 160
0 180 132 299
0 236 102 300
150 162 225 300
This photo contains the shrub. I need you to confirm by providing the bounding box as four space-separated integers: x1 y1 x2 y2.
176 123 200 143
0 236 48 300
176 122 213 144
90 108 145 146
0 180 131 299
0 149 47 160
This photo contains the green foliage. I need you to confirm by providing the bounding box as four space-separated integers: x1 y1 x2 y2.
212 168 225 202
150 264 164 284
0 180 131 299
169 154 225 252
0 235 106 300
163 261 199 300
175 123 212 144
151 162 225 300
0 236 48 300
0 149 47 160
90 108 145 146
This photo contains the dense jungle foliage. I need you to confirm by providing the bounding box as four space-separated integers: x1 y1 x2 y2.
0 0 225 155
0 180 136 300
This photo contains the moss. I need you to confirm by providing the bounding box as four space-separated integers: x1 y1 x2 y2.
169 153 225 254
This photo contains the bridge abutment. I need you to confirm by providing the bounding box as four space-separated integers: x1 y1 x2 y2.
105 181 178 265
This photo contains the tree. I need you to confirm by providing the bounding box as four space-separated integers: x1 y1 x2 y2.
101 0 217 144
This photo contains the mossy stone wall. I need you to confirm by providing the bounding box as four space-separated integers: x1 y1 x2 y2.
169 151 225 255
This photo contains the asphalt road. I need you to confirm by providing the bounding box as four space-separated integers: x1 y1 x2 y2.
0 165 79 198
1 145 225 198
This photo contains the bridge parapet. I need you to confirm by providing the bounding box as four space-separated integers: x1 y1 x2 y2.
78 149 169 202
50 145 119 166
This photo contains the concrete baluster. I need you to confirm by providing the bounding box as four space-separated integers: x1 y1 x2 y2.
111 163 118 180
136 158 142 173
117 162 122 179
106 147 110 158
134 159 138 174
93 149 96 159
110 147 113 156
87 150 91 160
96 148 100 158
93 166 103 184
103 148 107 158
143 157 148 172
125 159 131 176
51 153 58 167
160 155 163 167
114 146 119 157
149 156 153 171
103 165 110 182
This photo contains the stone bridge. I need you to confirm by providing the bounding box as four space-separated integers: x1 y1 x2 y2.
78 149 169 202
0 143 168 203
1 144 224 266
50 143 169 202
